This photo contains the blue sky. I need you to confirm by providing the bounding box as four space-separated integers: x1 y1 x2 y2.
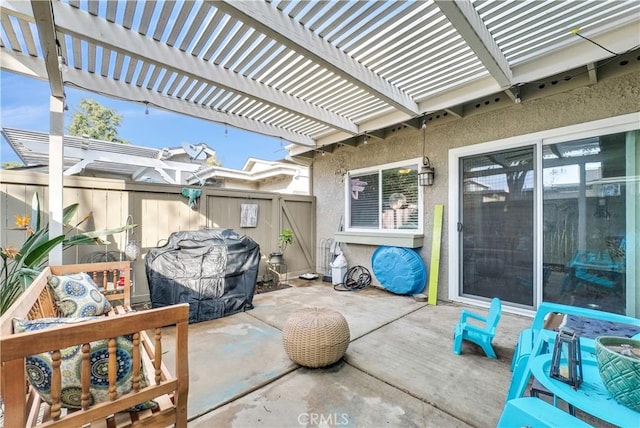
0 71 287 169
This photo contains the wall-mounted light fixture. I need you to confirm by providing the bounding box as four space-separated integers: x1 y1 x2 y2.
418 118 435 186
56 39 68 72
57 54 68 72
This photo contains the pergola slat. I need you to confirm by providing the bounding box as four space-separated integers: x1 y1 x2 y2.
113 52 124 81
213 0 419 116
1 14 21 51
166 2 194 47
105 0 117 22
99 47 110 77
138 0 157 36
87 42 96 74
152 1 176 41
210 24 252 65
17 19 37 57
191 10 225 58
122 1 137 30
178 3 210 52
203 16 239 62
221 30 260 70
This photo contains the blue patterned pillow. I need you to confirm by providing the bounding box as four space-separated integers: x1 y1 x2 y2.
47 273 112 317
13 317 157 411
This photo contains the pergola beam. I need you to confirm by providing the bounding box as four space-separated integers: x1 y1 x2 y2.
0 47 47 79
29 0 64 98
28 0 65 264
587 63 598 85
434 0 512 89
1 49 315 147
63 67 316 147
212 0 419 117
19 140 202 184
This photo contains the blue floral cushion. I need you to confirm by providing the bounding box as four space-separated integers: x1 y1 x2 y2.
13 317 157 411
47 273 112 317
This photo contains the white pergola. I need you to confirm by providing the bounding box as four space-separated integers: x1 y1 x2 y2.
2 0 639 261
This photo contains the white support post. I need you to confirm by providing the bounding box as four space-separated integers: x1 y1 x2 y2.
626 131 638 317
577 164 586 252
49 95 65 264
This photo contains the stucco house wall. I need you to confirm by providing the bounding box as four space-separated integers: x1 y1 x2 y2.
312 70 639 302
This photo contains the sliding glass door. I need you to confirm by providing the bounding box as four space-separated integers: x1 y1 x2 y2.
542 131 636 314
453 125 638 316
459 146 535 307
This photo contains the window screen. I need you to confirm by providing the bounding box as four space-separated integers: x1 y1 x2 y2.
349 172 379 228
382 166 419 230
347 160 421 232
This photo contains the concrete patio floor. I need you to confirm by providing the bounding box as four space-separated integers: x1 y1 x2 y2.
162 281 532 427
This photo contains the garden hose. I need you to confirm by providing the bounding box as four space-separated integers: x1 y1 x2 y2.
333 266 372 292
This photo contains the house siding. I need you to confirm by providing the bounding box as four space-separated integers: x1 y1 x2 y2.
312 70 639 302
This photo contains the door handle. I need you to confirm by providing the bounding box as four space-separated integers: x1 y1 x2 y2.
457 222 463 232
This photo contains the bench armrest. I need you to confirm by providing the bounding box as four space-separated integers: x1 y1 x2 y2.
0 304 189 428
461 309 487 324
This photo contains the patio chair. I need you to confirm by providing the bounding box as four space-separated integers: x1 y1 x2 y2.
453 297 501 358
497 398 592 428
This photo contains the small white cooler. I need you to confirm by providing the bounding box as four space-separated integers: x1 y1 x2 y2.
330 253 348 285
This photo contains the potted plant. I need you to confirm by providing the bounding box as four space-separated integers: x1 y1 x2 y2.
268 229 294 265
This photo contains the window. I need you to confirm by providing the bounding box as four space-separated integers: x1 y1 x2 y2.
542 131 634 315
346 159 422 233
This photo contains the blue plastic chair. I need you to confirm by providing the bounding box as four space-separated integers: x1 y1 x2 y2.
453 297 501 358
497 398 593 428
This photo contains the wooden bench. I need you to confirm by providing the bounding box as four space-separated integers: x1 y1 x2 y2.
0 261 189 427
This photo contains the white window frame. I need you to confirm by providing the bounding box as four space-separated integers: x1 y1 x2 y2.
344 157 424 235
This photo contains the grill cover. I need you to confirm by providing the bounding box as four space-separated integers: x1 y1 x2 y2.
145 229 260 323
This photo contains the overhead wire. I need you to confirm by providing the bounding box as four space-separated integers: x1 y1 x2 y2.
512 32 639 88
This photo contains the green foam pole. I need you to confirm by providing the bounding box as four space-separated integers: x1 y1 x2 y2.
428 204 444 305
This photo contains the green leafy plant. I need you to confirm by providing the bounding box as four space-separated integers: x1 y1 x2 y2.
0 193 134 314
277 229 295 255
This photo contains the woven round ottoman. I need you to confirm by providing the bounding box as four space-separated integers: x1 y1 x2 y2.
283 307 350 368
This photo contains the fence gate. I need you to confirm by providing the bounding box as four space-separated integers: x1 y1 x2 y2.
279 196 315 274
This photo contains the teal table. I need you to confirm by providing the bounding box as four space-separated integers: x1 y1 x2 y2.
530 354 640 426
563 251 625 292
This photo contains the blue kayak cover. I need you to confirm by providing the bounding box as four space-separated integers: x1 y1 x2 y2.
371 246 427 295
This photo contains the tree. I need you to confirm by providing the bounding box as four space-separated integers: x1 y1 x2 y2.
1 161 23 169
67 98 129 144
205 150 222 166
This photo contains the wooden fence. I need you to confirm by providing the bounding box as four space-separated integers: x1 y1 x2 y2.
1 170 315 302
